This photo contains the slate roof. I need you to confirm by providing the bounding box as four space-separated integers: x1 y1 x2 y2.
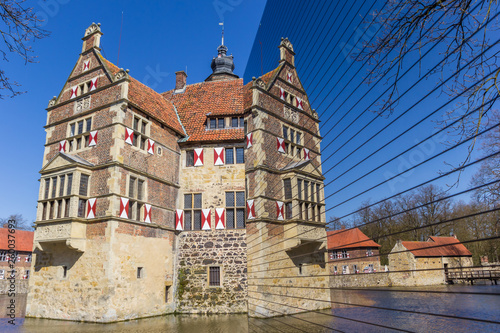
163 79 246 143
0 228 34 252
327 228 381 250
402 236 472 257
99 54 185 136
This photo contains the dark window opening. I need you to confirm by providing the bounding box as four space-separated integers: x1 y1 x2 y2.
209 266 220 286
63 266 68 278
218 118 225 128
186 150 194 167
236 147 245 163
137 267 144 279
226 148 234 164
79 174 89 196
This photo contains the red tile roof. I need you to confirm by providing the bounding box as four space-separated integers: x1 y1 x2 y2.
327 228 381 250
0 228 34 252
163 79 245 143
402 236 472 257
100 54 185 136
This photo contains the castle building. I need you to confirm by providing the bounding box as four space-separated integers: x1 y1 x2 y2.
0 228 34 280
27 23 330 322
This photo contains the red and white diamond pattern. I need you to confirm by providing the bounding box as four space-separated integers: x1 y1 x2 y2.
287 72 292 83
89 131 98 147
87 198 96 219
296 97 304 110
247 200 255 219
194 148 204 166
303 147 310 161
125 128 134 145
276 201 284 220
119 198 129 219
279 87 286 100
277 137 285 153
83 59 90 71
59 140 67 153
144 204 152 223
70 86 78 99
89 77 98 91
147 139 155 155
175 209 184 231
214 147 224 166
215 208 225 229
246 133 253 148
202 209 211 230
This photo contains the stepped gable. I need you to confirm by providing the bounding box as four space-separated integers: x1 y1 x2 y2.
163 79 245 143
100 55 185 135
327 227 381 250
402 236 472 257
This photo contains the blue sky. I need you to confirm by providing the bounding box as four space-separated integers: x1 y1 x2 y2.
0 0 266 222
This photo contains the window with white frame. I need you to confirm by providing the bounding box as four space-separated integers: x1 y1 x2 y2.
68 117 93 152
132 116 150 150
184 193 202 230
128 176 146 221
226 191 245 229
40 172 74 221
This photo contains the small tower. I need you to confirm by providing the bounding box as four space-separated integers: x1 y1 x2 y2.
205 26 239 81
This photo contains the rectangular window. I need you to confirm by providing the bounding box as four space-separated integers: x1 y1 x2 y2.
186 150 194 167
51 177 57 198
70 123 76 136
342 249 348 258
226 191 245 229
316 184 321 203
236 147 244 164
86 118 92 132
78 120 84 134
285 202 292 219
59 175 65 197
311 204 316 222
290 129 295 144
283 126 288 140
141 121 146 134
129 177 136 198
184 193 202 230
209 266 220 286
296 132 301 145
67 174 73 195
79 174 89 196
226 148 234 164
133 117 139 131
304 181 309 201
76 137 82 150
77 199 86 217
63 266 68 278
57 200 63 218
44 178 50 200
283 178 292 200
64 199 70 217
137 180 144 201
239 117 244 128
69 140 74 152
366 248 373 256
49 201 54 220
42 202 47 220
218 118 225 129
297 179 302 200
210 118 216 129
231 117 238 128
137 267 143 279
84 135 89 147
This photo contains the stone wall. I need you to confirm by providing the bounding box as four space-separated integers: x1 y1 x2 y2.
0 280 29 294
175 229 247 313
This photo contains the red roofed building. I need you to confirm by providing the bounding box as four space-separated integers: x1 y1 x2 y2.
28 23 330 321
0 227 34 280
389 236 473 286
327 227 381 275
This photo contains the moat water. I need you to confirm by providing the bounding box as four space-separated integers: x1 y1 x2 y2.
1 285 499 332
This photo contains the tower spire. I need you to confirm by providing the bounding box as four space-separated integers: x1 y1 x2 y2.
219 22 224 46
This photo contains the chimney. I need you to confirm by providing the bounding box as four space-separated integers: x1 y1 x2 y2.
82 23 103 53
175 71 187 91
279 37 295 66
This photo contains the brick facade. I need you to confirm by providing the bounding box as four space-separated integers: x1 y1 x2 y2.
27 24 330 322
